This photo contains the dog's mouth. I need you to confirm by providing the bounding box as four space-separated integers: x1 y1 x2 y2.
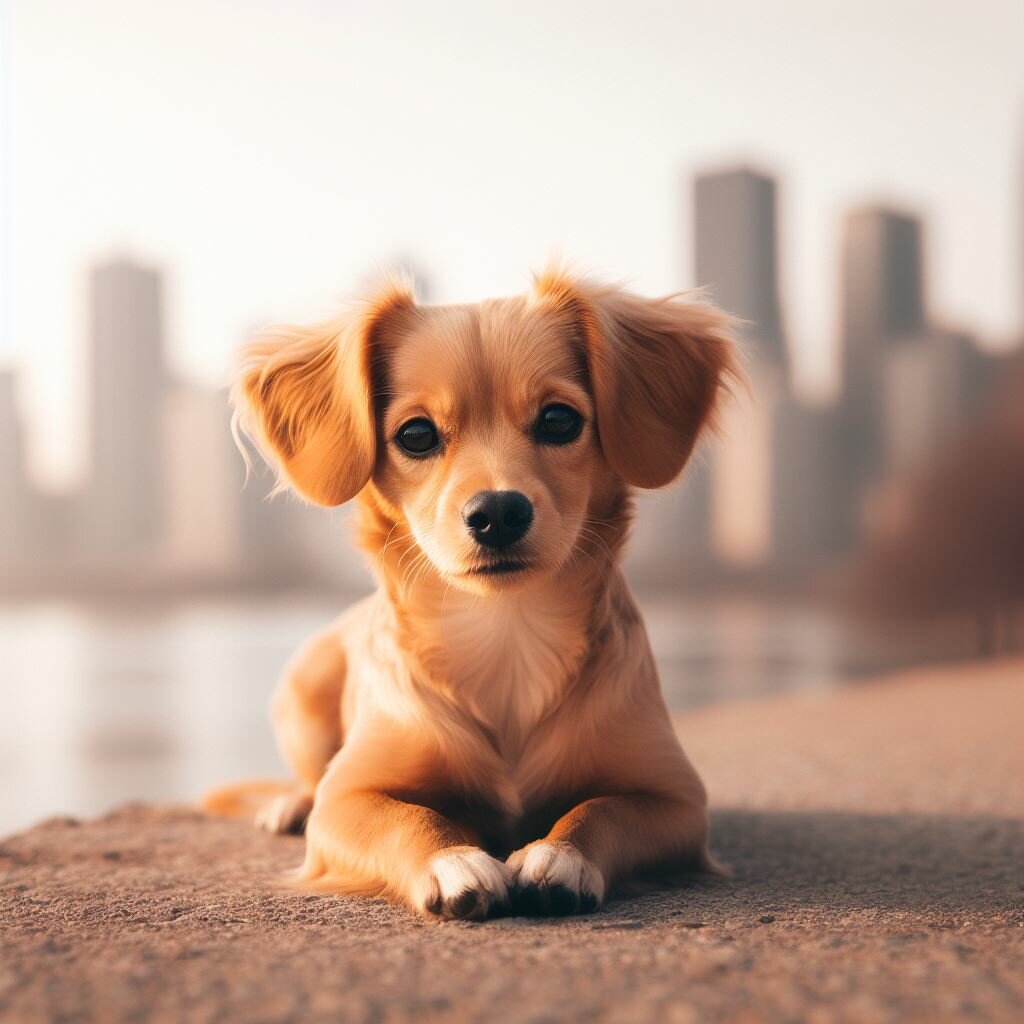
464 559 533 577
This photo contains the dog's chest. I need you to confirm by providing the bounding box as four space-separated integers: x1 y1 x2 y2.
433 592 589 758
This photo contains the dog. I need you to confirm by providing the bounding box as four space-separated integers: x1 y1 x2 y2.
203 268 737 920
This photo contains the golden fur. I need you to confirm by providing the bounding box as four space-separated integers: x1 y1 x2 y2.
203 269 737 920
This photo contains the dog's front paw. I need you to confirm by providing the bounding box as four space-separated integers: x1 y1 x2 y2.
507 840 605 916
255 791 313 835
415 847 512 921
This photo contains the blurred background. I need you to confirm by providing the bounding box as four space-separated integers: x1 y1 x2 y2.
1 0 1022 835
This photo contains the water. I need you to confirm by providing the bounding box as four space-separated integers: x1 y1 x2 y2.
0 594 977 836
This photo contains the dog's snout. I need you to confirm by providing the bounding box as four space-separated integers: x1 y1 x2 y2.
462 490 534 549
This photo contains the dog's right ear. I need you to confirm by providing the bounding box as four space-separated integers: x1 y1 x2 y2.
233 282 416 506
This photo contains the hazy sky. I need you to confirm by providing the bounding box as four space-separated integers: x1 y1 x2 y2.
4 0 1024 488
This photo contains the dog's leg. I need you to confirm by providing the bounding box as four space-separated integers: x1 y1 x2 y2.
200 778 311 832
272 627 347 789
302 781 512 921
507 794 709 915
253 787 315 835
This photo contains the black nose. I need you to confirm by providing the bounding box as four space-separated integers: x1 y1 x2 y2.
462 490 534 549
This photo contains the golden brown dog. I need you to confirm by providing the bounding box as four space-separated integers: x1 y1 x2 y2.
203 268 736 920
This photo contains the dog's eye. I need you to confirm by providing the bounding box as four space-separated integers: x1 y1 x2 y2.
534 404 583 445
395 418 441 457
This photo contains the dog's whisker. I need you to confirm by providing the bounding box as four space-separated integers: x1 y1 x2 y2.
396 536 428 575
378 522 403 560
376 523 411 572
570 543 602 579
400 550 430 591
567 548 585 580
577 524 617 563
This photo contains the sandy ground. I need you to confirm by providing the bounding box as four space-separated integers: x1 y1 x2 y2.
1 657 1022 1024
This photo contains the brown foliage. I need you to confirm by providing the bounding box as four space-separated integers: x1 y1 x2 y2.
855 356 1024 617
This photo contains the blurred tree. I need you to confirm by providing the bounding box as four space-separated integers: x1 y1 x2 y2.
853 354 1024 654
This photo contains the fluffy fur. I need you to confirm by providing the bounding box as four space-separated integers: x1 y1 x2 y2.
203 268 737 920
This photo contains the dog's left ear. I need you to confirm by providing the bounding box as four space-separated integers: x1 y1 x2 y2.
533 272 739 488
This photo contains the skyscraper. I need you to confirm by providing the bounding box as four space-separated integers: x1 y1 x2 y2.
694 167 787 369
627 169 787 585
695 167 788 570
881 328 991 478
86 258 166 557
160 382 241 581
840 207 925 411
836 207 927 544
0 369 30 576
770 396 847 572
623 455 716 588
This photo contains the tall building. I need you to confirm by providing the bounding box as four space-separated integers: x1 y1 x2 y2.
628 168 787 585
840 207 925 410
86 258 167 558
160 383 241 582
710 371 782 570
694 167 788 571
694 167 787 369
770 396 847 572
623 455 715 589
881 328 991 478
0 369 31 577
835 207 926 546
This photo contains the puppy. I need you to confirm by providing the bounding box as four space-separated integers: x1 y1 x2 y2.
203 269 736 920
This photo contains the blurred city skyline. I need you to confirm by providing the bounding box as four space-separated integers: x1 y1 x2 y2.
1 154 1020 597
2 0 1024 493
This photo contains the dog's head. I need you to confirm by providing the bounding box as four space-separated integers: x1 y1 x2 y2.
235 270 736 594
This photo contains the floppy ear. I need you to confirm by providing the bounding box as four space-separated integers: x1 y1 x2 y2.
534 271 739 488
233 282 416 506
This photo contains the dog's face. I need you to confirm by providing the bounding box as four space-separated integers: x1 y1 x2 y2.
372 298 605 592
236 271 734 594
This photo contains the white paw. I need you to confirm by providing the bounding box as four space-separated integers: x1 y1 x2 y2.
255 792 313 835
507 840 605 915
416 847 512 921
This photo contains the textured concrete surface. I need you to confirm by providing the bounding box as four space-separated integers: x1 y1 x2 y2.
2 657 1023 1023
